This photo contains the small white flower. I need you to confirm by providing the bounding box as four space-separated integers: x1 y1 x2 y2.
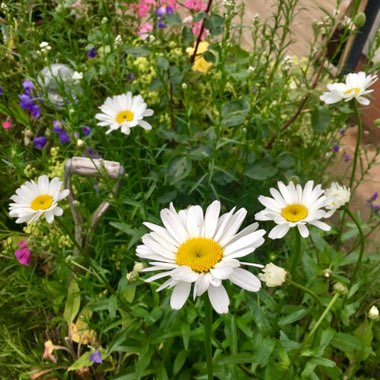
72 71 83 82
259 263 287 287
181 83 188 90
95 92 154 136
9 175 70 224
320 71 378 106
324 182 351 217
39 41 50 49
127 262 145 281
247 66 255 73
255 181 331 239
182 16 193 24
368 306 379 321
114 34 122 47
101 17 108 24
137 201 266 314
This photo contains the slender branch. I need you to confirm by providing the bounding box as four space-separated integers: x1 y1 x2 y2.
191 0 213 63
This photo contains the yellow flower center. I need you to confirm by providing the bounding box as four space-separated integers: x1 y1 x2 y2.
343 87 360 96
176 237 223 273
116 110 134 124
31 194 53 210
281 204 308 222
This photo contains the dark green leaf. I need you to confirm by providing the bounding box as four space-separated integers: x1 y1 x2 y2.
278 308 309 326
173 350 188 375
311 106 331 133
166 156 192 184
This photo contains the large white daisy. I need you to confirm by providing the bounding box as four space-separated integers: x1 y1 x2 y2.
95 92 154 135
255 181 331 239
320 71 378 106
136 201 266 314
9 175 70 224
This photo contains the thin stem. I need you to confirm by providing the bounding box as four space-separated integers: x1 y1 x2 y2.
56 217 83 254
345 207 365 286
349 101 363 190
289 229 301 274
283 292 340 376
288 280 323 307
204 297 214 380
191 0 213 63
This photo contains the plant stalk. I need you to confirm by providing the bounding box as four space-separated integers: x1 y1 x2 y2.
204 297 214 380
289 229 301 274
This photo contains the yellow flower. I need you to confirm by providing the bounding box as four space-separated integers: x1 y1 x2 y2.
70 313 96 345
186 41 213 74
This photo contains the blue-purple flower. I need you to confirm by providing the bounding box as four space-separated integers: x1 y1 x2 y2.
53 121 70 144
90 350 102 364
22 80 34 95
82 126 91 136
87 47 97 59
33 136 48 149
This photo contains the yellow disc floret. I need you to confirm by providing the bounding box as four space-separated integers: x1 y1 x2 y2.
281 204 308 222
344 87 360 96
176 237 223 273
116 110 134 123
31 194 53 210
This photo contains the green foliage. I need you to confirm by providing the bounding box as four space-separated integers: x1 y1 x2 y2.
0 0 379 379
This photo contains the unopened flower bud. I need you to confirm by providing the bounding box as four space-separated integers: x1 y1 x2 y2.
374 119 380 127
323 268 332 278
76 139 85 148
333 282 348 295
259 263 287 287
353 13 366 28
368 305 379 321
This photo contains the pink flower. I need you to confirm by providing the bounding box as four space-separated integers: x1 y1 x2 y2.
15 240 31 266
2 120 12 129
138 22 154 40
192 21 208 39
184 0 207 11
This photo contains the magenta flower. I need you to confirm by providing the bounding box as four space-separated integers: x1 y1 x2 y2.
15 240 31 266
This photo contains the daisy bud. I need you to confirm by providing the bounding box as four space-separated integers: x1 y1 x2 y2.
323 268 332 278
368 305 379 321
76 139 85 148
259 263 288 287
333 282 348 295
324 183 351 217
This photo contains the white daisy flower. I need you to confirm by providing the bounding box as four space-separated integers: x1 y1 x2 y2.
255 181 331 239
324 182 351 218
320 71 378 106
95 92 154 135
136 201 266 314
9 175 70 224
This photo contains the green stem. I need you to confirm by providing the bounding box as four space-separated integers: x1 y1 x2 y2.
289 229 301 274
288 280 323 307
283 292 340 376
204 297 214 380
345 207 365 286
349 101 363 191
56 217 83 254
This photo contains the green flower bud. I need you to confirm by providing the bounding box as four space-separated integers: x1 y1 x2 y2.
374 119 380 127
333 282 348 295
353 13 366 28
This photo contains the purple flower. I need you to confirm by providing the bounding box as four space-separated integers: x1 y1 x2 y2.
15 240 31 266
52 121 70 144
368 192 379 203
127 73 135 82
19 94 35 111
0 86 3 95
332 144 340 153
90 350 102 364
343 153 352 162
166 6 174 14
156 6 165 17
33 136 48 149
82 126 91 136
53 120 61 130
339 128 346 136
87 47 97 59
158 20 167 28
22 80 34 95
30 105 41 118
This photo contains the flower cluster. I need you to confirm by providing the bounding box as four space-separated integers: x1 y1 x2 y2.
14 240 32 266
19 80 41 118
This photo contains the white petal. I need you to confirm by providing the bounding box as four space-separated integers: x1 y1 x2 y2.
268 223 290 239
186 205 204 238
170 282 191 310
203 200 220 238
208 285 229 314
45 210 55 223
229 268 261 292
171 266 199 282
297 223 309 238
309 220 331 231
194 273 210 298
218 208 247 246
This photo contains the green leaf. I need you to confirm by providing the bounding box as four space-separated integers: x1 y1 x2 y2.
181 323 190 350
156 56 169 72
218 353 255 365
173 350 187 375
163 12 181 25
67 351 91 371
311 106 331 133
125 46 151 57
193 11 208 22
277 153 295 169
331 332 363 354
204 13 225 35
166 156 192 184
244 160 278 180
278 309 309 326
63 279 81 324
